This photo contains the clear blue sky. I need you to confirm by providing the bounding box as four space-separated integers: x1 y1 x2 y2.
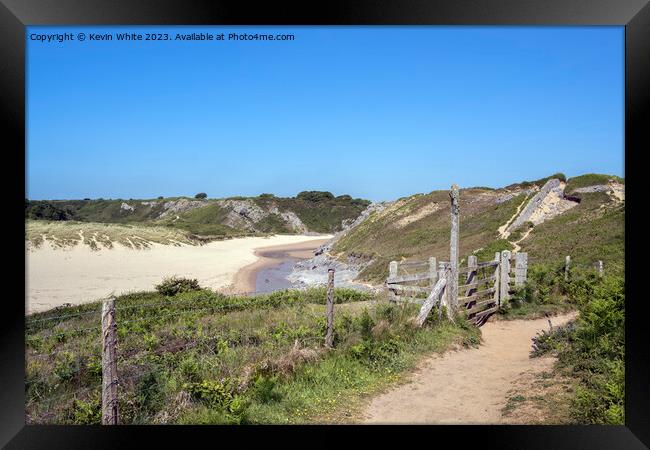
26 26 624 202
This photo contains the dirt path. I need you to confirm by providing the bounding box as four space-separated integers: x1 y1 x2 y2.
361 312 577 424
510 226 534 253
497 192 531 240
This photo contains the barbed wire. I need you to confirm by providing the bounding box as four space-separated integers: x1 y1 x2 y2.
26 308 101 325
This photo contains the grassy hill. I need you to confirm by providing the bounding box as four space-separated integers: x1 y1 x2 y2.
333 173 624 283
25 192 371 245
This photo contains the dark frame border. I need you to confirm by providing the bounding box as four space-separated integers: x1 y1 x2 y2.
2 1 648 448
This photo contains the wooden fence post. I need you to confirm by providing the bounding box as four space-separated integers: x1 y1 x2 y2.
388 261 398 280
493 252 501 306
325 268 335 348
438 267 448 321
466 255 477 298
597 260 604 278
429 257 438 286
500 250 511 304
449 184 460 312
102 296 118 425
514 252 528 286
417 270 448 327
565 255 571 281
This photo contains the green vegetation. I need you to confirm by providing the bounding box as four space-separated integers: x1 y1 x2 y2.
25 287 479 424
25 191 370 242
505 173 567 190
498 262 581 320
296 191 335 202
473 239 514 262
155 277 202 296
565 173 624 194
520 192 624 274
334 190 527 283
526 268 624 425
253 192 370 234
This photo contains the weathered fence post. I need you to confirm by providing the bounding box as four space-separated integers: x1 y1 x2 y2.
325 268 335 348
565 255 571 281
500 250 511 304
493 252 501 305
449 184 460 312
388 261 398 280
466 255 477 298
437 266 447 320
416 268 448 326
429 257 438 286
102 296 118 425
597 260 604 278
514 252 528 286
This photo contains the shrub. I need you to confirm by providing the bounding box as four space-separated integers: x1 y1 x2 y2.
194 193 207 199
70 395 101 424
54 351 78 382
296 191 334 202
155 277 201 296
527 272 625 424
252 374 282 403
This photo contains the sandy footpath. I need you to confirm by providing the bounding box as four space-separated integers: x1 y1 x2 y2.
26 234 331 314
362 312 577 424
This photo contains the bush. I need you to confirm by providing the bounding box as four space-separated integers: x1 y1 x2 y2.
528 273 625 424
296 191 334 202
194 193 207 199
70 395 101 424
155 277 201 296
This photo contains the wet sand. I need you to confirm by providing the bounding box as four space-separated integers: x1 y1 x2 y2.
228 239 330 294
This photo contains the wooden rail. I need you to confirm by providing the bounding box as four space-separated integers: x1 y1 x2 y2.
386 250 528 326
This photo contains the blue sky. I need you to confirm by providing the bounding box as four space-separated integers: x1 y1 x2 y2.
26 26 624 202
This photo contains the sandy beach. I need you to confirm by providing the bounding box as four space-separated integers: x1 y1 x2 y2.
26 234 332 314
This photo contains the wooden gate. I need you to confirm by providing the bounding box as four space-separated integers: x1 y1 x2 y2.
386 250 528 326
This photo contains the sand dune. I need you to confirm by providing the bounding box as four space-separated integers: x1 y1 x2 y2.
26 234 332 314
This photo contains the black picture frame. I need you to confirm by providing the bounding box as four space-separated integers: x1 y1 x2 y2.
2 0 648 447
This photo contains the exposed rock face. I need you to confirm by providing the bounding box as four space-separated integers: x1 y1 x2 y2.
270 208 308 233
159 199 206 217
572 185 611 194
288 202 390 291
215 199 309 233
506 179 579 232
218 199 268 223
507 179 561 232
120 202 134 212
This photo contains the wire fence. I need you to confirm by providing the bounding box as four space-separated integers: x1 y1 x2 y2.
25 286 339 424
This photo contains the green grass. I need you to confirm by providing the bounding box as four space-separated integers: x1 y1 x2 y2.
504 173 567 190
520 192 624 274
25 287 478 424
334 190 527 283
565 173 624 194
